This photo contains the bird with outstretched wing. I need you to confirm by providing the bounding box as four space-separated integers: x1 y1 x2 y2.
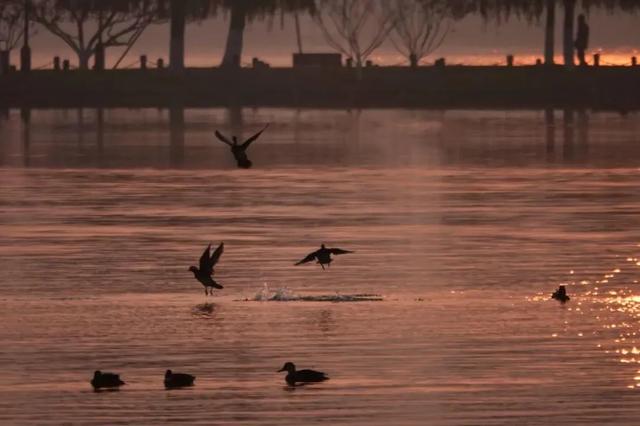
295 244 353 269
190 242 224 294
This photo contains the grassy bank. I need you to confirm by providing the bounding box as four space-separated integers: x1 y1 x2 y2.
0 66 638 110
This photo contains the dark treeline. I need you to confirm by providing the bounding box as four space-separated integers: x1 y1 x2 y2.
1 0 639 72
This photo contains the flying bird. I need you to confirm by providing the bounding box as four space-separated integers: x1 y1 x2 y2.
91 370 125 390
164 369 196 389
278 362 329 386
189 242 224 295
214 124 269 169
295 244 353 269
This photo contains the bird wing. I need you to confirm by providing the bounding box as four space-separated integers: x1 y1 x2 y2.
209 242 224 268
295 250 318 265
199 244 212 272
214 130 233 146
205 276 224 289
298 369 329 381
241 124 269 149
329 248 353 255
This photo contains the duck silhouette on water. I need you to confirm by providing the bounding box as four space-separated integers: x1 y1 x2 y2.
91 370 125 390
552 285 570 303
164 370 195 389
189 242 224 295
214 124 269 169
295 244 353 270
278 362 329 386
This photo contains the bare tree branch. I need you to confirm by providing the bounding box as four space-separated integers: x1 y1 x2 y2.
314 0 397 70
0 1 27 51
31 0 162 69
384 0 451 66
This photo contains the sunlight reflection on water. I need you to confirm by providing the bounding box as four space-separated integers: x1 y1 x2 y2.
2 109 640 424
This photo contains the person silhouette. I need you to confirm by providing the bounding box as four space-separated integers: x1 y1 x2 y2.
575 14 590 67
214 124 269 169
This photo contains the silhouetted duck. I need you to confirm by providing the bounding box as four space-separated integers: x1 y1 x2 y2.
278 362 329 386
189 242 224 295
295 244 353 270
552 285 570 303
164 370 195 389
91 370 125 390
214 124 269 169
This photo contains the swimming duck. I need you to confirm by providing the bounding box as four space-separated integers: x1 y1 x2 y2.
91 370 125 390
552 285 570 303
278 362 329 386
189 242 224 295
164 370 196 389
295 244 353 269
214 124 269 169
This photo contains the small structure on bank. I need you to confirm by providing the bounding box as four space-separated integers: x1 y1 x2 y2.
293 53 342 68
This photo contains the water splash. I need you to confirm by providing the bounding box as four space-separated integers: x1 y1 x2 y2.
248 283 383 302
254 283 296 301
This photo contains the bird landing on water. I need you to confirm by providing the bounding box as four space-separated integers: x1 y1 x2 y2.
295 244 353 270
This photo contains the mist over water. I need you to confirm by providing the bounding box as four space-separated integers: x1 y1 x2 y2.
2 109 640 424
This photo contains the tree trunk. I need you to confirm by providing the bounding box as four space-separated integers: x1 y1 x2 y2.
221 4 246 68
294 11 303 54
169 0 186 71
21 0 31 72
409 53 418 68
0 50 10 75
94 43 105 70
544 0 555 65
78 51 91 70
563 0 576 67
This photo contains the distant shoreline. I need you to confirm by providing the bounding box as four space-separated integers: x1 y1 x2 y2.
1 66 638 111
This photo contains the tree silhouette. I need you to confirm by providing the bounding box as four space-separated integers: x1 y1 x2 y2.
154 0 211 71
0 1 26 51
32 0 161 70
384 0 451 67
213 0 315 68
314 0 397 73
460 0 639 67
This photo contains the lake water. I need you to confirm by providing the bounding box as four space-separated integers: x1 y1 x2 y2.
1 108 640 425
